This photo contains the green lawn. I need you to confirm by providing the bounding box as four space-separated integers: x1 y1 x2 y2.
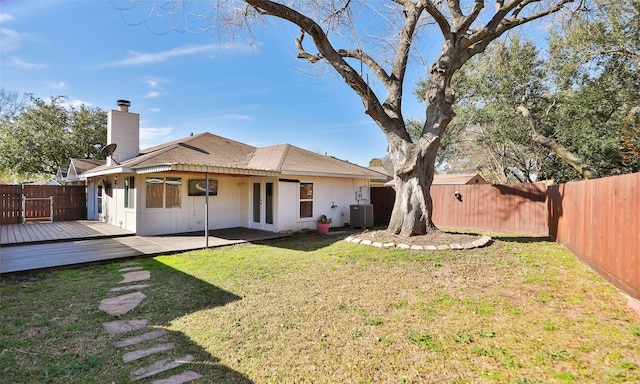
1 231 638 383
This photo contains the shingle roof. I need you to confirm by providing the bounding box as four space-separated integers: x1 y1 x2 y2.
70 158 105 174
245 144 382 178
130 132 257 169
383 173 488 187
432 173 487 185
82 132 382 179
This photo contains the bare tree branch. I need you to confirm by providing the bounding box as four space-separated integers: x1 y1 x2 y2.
422 0 452 40
246 0 405 137
517 105 598 179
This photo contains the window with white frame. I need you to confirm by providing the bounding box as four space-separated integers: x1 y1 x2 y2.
299 182 313 218
146 177 182 208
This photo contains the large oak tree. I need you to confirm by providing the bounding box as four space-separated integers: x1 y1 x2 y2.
126 0 584 236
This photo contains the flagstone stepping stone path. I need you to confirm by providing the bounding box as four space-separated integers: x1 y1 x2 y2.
99 261 202 383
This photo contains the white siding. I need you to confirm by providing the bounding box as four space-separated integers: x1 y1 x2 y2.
277 176 370 232
136 174 250 236
96 172 371 236
107 109 140 165
100 175 122 227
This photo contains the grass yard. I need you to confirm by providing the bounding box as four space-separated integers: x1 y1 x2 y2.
1 231 639 383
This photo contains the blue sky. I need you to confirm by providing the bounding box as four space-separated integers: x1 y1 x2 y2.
0 0 439 167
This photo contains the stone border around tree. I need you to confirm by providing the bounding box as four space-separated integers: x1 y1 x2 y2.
344 234 492 251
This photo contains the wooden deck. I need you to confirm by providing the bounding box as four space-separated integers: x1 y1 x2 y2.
0 222 290 274
1 220 134 245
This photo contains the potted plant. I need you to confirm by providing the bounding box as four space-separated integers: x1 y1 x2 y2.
316 215 332 234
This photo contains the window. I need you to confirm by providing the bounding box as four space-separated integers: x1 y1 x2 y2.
97 185 103 214
124 176 135 209
299 182 313 218
146 177 182 209
165 177 182 208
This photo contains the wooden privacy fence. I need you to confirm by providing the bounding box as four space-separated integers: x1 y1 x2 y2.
430 182 549 235
371 182 549 235
0 184 87 224
371 172 640 300
548 173 639 302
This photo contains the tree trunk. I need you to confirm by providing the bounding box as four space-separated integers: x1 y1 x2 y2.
387 67 455 237
387 147 439 236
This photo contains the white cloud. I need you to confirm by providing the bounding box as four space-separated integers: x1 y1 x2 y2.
219 113 253 121
9 57 45 69
0 14 13 23
104 42 258 67
149 107 161 113
139 127 173 149
48 80 66 89
144 75 169 87
106 44 218 67
146 91 160 98
65 99 92 108
1 27 22 51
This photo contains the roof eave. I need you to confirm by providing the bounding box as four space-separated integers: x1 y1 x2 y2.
134 163 281 177
83 166 135 178
281 170 379 179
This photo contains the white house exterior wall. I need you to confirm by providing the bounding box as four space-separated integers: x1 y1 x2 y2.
97 174 136 232
135 173 250 236
277 176 370 232
95 172 370 236
182 176 250 233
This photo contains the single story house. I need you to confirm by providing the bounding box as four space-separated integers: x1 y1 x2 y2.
81 100 384 236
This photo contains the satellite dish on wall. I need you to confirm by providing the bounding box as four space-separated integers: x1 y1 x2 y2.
100 143 117 157
100 143 120 164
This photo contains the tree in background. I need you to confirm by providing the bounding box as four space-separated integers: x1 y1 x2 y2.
125 0 583 236
0 92 107 181
0 89 27 120
546 0 640 180
420 0 639 183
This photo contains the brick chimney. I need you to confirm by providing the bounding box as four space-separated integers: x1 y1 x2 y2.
106 100 139 166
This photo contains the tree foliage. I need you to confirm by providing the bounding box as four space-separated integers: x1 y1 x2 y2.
0 92 107 179
421 0 640 183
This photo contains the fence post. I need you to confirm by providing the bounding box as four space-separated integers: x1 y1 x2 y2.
21 184 25 224
21 195 26 224
50 195 54 222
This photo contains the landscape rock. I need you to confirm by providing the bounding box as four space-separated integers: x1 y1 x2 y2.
103 319 148 335
120 270 151 284
99 291 146 316
131 355 194 381
114 329 168 348
123 343 175 363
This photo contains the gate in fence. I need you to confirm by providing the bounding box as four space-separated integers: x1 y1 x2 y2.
22 196 54 223
0 184 87 224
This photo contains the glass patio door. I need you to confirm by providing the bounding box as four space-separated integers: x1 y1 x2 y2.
251 181 274 230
